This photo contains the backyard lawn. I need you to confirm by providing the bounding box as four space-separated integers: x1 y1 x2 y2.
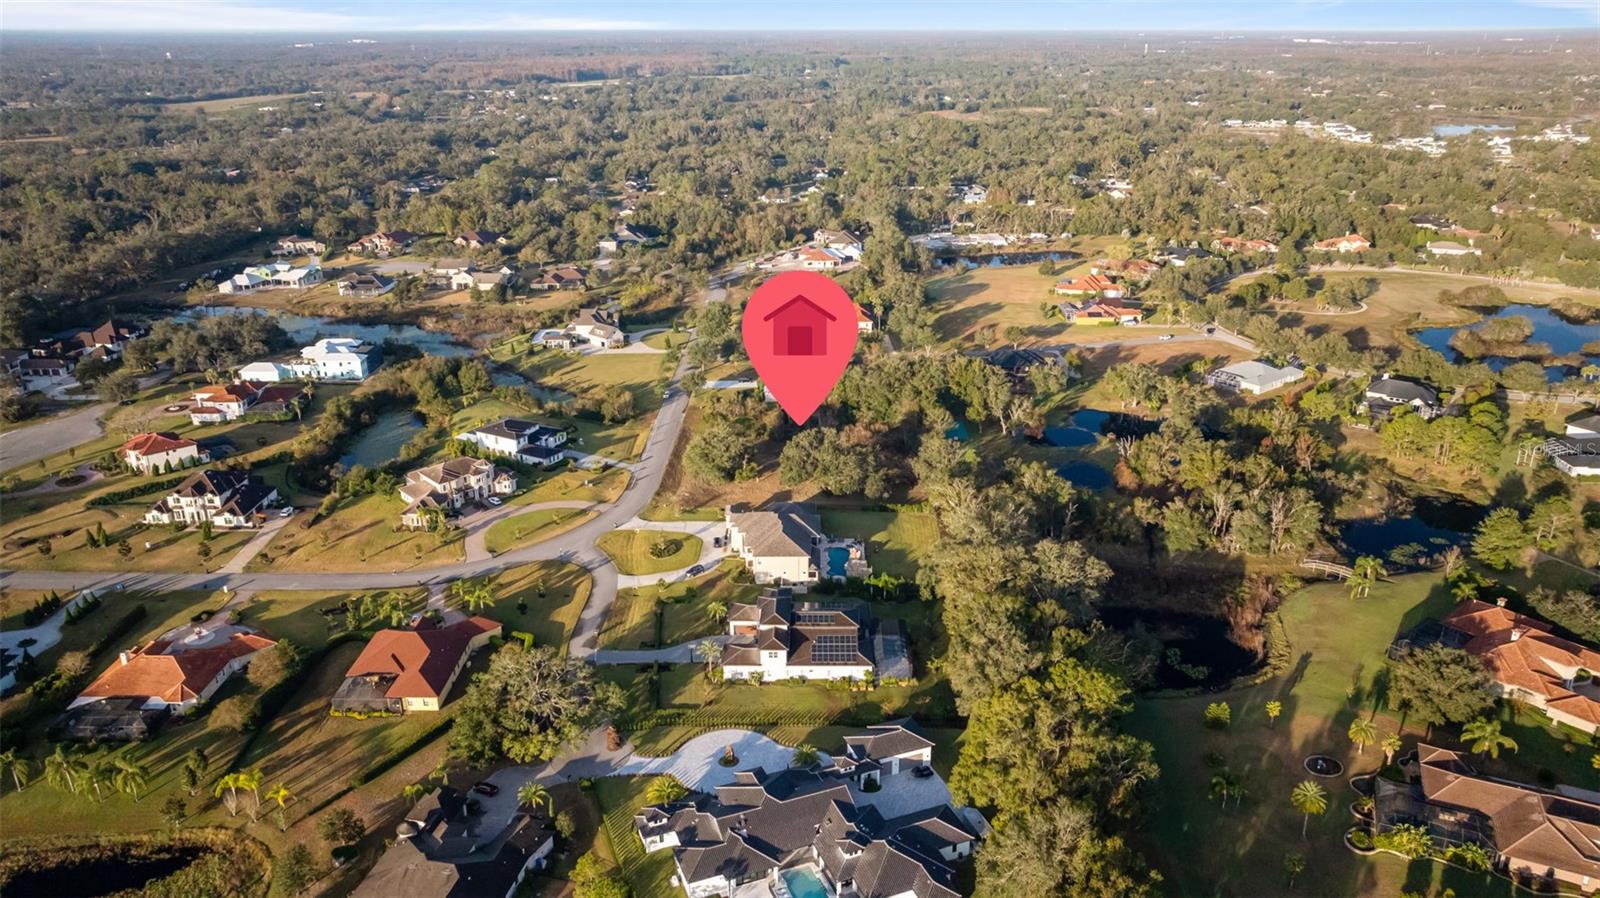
598 560 759 651
0 500 254 573
483 508 596 555
818 508 939 579
596 529 704 576
1125 573 1595 898
594 777 679 898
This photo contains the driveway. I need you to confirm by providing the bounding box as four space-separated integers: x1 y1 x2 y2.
612 519 729 589
591 635 729 665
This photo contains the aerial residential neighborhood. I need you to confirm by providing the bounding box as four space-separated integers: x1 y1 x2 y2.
2 7 1600 898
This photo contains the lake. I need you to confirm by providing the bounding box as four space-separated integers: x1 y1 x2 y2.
179 306 474 357
1414 303 1600 381
1338 497 1486 569
339 409 425 469
3 846 211 898
932 250 1077 270
1432 123 1514 137
1102 606 1261 690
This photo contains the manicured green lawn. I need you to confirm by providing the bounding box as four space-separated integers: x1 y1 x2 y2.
595 530 704 576
642 331 690 350
511 465 630 506
638 501 722 522
1125 573 1590 898
479 562 592 652
483 508 596 555
240 588 427 650
599 560 759 651
593 777 678 898
818 509 939 579
247 493 465 571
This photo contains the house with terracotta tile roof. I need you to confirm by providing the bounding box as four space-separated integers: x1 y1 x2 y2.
1375 743 1600 893
1443 599 1600 735
69 627 277 717
121 432 209 475
1211 236 1280 254
1091 258 1161 281
332 617 502 713
1060 300 1143 325
1313 233 1372 253
189 381 305 424
1052 272 1124 299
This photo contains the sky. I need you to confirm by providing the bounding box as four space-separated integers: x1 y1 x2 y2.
1 0 1596 34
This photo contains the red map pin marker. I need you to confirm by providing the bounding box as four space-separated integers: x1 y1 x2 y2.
740 271 860 425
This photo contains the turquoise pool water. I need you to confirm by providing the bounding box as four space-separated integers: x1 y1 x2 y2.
781 868 830 898
825 546 849 578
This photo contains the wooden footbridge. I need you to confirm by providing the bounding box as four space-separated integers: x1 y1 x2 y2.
1300 558 1355 580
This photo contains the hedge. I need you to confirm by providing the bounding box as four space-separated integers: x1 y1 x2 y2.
87 604 148 657
88 477 184 506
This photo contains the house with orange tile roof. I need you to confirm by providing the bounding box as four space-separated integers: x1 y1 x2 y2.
1374 743 1600 893
121 432 209 474
1443 599 1600 735
1060 300 1144 325
1313 233 1372 253
1091 258 1161 281
1052 272 1124 299
70 627 277 715
332 617 502 713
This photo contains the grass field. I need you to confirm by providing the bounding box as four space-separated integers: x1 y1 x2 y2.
0 501 255 572
159 92 309 113
514 346 675 414
818 509 939 579
483 508 596 556
599 560 759 651
478 562 593 651
247 493 465 572
595 530 704 576
512 465 631 506
1125 573 1597 898
236 588 427 649
594 777 678 898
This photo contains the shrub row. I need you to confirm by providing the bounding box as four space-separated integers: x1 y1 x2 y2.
352 717 454 786
87 476 184 506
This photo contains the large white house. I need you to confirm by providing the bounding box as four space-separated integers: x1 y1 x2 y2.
725 505 826 585
238 338 379 383
1365 376 1443 419
143 469 280 529
721 587 876 682
1206 360 1306 395
398 457 515 529
454 418 569 466
217 262 323 294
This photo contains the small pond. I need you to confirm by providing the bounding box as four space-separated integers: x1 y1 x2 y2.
1041 409 1114 447
3 846 210 898
932 250 1076 270
1305 755 1345 777
490 369 575 403
1055 459 1113 490
1414 304 1600 381
1432 123 1514 137
339 409 425 469
1102 606 1262 690
1338 497 1485 569
178 306 474 356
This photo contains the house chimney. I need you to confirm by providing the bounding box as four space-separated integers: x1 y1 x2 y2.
1511 627 1526 642
1496 596 1508 608
118 651 131 666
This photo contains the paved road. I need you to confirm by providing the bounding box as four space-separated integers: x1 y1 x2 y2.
0 402 113 473
0 358 693 659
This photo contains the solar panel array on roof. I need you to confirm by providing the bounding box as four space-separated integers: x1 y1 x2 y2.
811 634 857 663
796 611 837 625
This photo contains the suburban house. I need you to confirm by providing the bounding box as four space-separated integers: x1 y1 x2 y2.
189 380 304 423
980 346 1068 388
1052 273 1124 299
634 724 978 898
452 269 513 291
1162 246 1212 267
425 258 475 288
1540 436 1600 478
1313 233 1373 253
560 308 626 349
1568 412 1600 438
833 721 937 783
856 305 877 333
398 457 515 529
352 787 553 898
333 617 502 713
49 697 167 743
217 262 323 294
18 356 70 380
813 228 864 258
725 504 827 585
143 469 280 529
336 273 396 297
1427 241 1483 257
1206 360 1306 395
238 338 379 383
454 418 569 466
1365 376 1443 419
271 235 327 256
1409 215 1455 231
721 587 881 682
1092 258 1162 281
1060 299 1142 324
532 266 586 291
68 627 276 718
960 184 988 204
36 319 144 360
1212 236 1279 254
1375 744 1600 893
348 230 417 256
1441 599 1600 735
453 230 505 249
121 432 209 474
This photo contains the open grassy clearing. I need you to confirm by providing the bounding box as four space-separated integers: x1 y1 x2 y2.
924 238 1135 345
512 464 631 506
236 588 427 650
483 507 596 556
450 396 650 463
0 501 255 572
595 529 704 576
598 560 759 651
246 493 465 572
159 92 310 113
474 561 592 652
594 777 678 898
642 331 691 350
1125 573 1597 898
511 345 675 413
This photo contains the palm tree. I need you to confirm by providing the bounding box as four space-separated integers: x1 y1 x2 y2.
44 745 83 795
693 639 721 677
1209 771 1244 809
1347 556 1386 599
1382 734 1403 766
1462 718 1518 759
402 783 427 805
235 768 265 820
517 781 553 815
85 757 116 802
644 776 687 806
1347 718 1377 754
113 757 150 801
704 599 727 626
1264 700 1283 728
214 773 242 817
265 782 294 831
451 578 495 614
0 749 32 792
790 744 821 770
1290 780 1328 838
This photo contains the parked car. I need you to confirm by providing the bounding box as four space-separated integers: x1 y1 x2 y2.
686 563 706 576
487 497 503 506
911 765 935 779
471 781 499 797
1158 334 1174 341
278 507 295 518
712 536 723 548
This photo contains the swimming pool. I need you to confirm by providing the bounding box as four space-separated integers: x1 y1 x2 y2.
780 867 831 898
825 546 849 578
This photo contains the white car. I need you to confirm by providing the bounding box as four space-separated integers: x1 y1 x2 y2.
1159 334 1175 341
278 507 294 518
488 497 503 506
